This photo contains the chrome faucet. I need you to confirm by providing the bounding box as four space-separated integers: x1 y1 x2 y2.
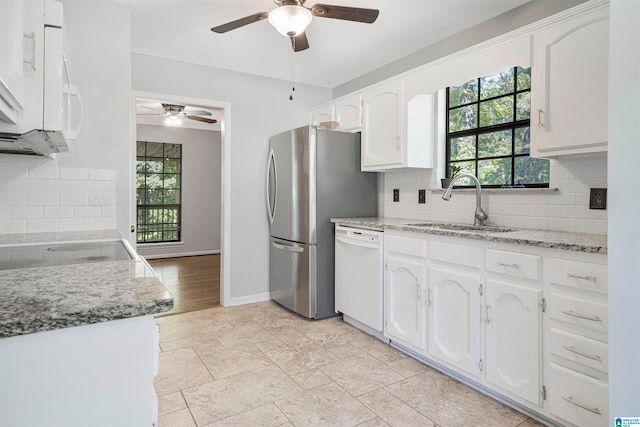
442 173 489 226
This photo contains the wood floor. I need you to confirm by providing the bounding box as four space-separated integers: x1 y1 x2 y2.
148 254 220 317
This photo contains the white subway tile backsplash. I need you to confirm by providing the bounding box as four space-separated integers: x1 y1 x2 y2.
74 206 102 218
382 152 607 234
44 206 74 219
60 194 89 206
59 168 89 181
10 206 43 219
26 219 58 233
58 218 89 231
89 169 117 181
0 159 117 234
0 219 26 233
28 192 59 206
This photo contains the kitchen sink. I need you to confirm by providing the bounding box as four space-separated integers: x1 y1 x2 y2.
404 222 514 233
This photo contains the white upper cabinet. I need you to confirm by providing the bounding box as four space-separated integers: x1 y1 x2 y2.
310 103 334 126
310 94 361 132
361 80 404 170
530 4 609 157
0 0 26 123
334 94 362 132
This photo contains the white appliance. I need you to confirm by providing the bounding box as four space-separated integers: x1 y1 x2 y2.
334 225 384 334
0 0 82 156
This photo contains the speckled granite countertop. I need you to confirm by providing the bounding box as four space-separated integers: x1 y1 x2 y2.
0 230 173 339
331 217 607 255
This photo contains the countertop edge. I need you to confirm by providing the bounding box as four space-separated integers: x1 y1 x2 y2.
331 217 607 255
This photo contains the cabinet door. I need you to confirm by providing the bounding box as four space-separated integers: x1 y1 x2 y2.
485 279 541 406
0 0 26 122
385 254 426 352
428 266 481 377
361 81 403 170
310 104 334 125
335 95 361 132
530 7 609 157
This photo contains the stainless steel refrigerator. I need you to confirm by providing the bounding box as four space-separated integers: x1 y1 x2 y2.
267 125 377 319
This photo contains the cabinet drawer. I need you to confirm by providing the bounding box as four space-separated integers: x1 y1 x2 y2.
548 327 608 373
549 292 608 339
547 258 607 294
429 241 481 269
485 249 541 281
547 363 608 427
386 234 427 258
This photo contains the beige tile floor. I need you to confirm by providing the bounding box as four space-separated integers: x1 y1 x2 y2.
154 301 546 427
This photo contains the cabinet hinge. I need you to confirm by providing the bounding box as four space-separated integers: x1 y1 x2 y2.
540 298 547 313
479 358 483 372
479 283 483 296
542 385 547 400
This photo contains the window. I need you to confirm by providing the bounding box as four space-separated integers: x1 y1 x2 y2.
136 141 182 243
446 66 549 188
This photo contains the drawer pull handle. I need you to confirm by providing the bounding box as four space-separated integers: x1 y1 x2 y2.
567 273 598 284
562 345 603 361
562 396 602 415
562 310 602 322
498 262 519 269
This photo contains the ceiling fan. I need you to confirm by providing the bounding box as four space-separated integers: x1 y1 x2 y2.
210 0 380 52
137 103 217 125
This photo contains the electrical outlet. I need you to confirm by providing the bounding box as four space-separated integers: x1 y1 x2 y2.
418 189 426 204
393 189 400 202
589 188 607 210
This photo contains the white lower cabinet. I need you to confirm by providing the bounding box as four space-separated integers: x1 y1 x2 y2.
379 230 608 426
428 266 481 378
384 233 427 353
484 279 541 406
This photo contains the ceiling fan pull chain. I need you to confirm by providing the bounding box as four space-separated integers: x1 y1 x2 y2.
289 40 296 101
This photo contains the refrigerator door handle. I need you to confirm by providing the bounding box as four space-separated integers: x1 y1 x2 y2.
272 241 304 253
266 148 277 225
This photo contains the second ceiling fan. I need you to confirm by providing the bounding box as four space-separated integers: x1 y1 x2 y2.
210 0 380 52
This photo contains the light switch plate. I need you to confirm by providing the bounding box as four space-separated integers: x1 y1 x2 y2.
589 188 607 210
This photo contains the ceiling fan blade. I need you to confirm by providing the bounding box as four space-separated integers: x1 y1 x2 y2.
290 32 309 52
211 12 269 33
184 109 212 116
310 4 379 23
185 115 218 124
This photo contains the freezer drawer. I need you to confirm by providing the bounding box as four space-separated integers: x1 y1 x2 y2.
270 237 316 318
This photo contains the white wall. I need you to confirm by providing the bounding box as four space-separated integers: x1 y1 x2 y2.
608 0 640 417
135 124 221 258
0 0 130 236
132 54 331 302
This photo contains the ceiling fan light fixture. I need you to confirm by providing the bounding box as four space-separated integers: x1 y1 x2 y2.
165 115 182 127
268 5 312 37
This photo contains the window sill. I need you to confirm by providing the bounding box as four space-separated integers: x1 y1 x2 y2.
428 187 559 193
137 241 185 248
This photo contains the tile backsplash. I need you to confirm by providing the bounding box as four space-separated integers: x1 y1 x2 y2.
0 156 116 234
383 153 607 235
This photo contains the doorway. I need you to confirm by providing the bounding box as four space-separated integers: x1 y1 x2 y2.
131 91 231 311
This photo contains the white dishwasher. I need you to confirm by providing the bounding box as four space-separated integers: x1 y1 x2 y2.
334 225 384 334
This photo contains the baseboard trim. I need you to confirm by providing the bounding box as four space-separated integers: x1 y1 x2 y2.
224 292 271 307
141 250 221 260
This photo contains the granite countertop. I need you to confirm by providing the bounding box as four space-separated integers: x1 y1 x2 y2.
0 230 174 339
331 217 607 255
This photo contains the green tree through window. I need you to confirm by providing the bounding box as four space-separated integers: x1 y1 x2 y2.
446 66 549 188
136 141 182 243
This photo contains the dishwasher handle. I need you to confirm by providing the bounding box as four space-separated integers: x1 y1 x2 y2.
336 235 380 249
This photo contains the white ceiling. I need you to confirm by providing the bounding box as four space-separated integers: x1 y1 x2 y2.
121 0 532 89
